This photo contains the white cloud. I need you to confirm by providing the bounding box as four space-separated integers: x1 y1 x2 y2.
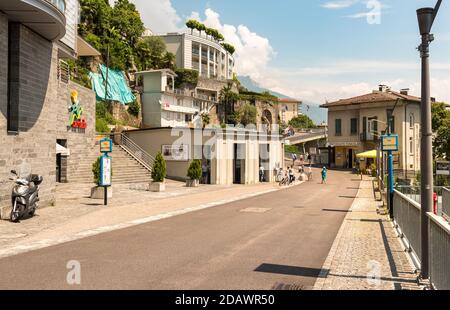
193 8 275 82
322 0 359 10
130 0 182 33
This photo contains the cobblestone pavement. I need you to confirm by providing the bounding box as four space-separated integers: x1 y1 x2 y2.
0 173 305 256
313 176 420 290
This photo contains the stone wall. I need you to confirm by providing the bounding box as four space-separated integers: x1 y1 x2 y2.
0 19 96 219
56 81 97 182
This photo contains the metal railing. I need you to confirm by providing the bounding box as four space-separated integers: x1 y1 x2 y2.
117 133 154 172
428 212 450 290
443 188 450 218
46 0 66 13
393 190 422 265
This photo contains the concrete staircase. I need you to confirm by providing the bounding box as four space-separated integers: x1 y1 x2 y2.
69 145 152 184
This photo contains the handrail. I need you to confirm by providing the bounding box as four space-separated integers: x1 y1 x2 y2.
118 133 154 171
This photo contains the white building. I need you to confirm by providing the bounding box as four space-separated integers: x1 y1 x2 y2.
137 69 218 128
159 32 235 80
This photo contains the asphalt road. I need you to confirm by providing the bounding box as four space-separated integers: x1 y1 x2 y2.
0 169 360 290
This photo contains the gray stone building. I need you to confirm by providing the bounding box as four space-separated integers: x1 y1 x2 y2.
0 0 97 219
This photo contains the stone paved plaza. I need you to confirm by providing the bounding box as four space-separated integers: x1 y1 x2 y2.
314 176 420 290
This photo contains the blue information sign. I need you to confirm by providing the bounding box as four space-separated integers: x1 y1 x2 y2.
381 135 399 152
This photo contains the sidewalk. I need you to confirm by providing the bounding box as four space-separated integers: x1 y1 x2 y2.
0 177 304 259
313 176 420 290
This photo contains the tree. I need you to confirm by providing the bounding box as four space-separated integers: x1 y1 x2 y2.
110 0 144 47
221 42 235 55
186 19 198 34
127 100 140 117
219 83 239 124
201 113 211 129
238 103 257 126
187 160 202 180
151 152 167 183
432 102 450 160
288 115 316 129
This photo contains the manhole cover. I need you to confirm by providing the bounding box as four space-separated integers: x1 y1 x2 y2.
240 208 271 213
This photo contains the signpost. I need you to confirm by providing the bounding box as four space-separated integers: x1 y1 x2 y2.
381 134 399 219
99 138 112 206
436 161 450 176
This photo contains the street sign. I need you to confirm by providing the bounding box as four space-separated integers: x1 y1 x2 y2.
436 161 450 176
100 138 113 153
381 135 399 152
100 154 112 187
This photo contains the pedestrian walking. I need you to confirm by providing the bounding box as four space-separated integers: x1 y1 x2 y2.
259 165 265 182
321 166 328 184
307 166 313 181
288 166 295 184
291 153 297 166
202 162 209 184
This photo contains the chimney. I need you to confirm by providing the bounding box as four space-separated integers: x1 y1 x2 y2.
400 88 410 95
378 84 391 92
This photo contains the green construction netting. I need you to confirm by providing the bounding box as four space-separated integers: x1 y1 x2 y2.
89 64 135 105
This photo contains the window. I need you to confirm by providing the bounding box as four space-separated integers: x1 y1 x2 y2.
350 118 358 135
387 109 395 133
410 114 414 128
335 119 342 136
7 22 20 133
409 137 414 154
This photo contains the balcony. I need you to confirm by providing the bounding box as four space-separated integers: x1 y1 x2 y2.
0 0 66 41
360 132 379 142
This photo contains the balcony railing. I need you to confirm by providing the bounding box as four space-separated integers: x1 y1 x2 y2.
46 0 66 13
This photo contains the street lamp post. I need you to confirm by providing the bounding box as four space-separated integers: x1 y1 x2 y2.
416 0 441 280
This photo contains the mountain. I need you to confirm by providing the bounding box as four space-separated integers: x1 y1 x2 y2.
237 76 327 125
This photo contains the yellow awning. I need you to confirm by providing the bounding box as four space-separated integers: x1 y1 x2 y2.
356 150 378 159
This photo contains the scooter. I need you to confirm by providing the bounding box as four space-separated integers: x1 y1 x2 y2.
9 170 43 222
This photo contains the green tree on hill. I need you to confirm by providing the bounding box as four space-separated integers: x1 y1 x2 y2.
288 115 316 129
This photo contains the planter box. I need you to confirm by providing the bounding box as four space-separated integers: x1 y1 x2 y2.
150 182 165 192
91 186 113 200
186 179 199 187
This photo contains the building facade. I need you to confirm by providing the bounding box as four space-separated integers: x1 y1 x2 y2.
159 32 235 80
0 0 97 219
137 69 219 128
321 87 421 175
278 98 302 125
125 127 284 185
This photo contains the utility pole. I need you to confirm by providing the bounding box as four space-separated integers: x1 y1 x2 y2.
416 0 442 280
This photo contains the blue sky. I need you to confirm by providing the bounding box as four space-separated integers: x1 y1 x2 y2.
132 0 450 104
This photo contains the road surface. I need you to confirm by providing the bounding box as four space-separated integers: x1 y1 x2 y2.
0 169 360 290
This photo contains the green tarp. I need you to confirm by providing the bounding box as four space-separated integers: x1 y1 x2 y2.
89 64 135 104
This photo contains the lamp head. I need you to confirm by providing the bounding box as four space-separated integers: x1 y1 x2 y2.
417 7 435 35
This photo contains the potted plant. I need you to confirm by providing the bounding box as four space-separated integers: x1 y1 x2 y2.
186 160 202 187
150 152 167 192
90 157 113 199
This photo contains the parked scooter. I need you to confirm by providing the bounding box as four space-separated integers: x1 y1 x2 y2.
9 170 43 222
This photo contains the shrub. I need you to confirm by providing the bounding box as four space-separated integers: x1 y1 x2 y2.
96 118 110 133
187 160 202 180
175 69 199 88
151 152 166 183
127 100 140 117
92 157 101 186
